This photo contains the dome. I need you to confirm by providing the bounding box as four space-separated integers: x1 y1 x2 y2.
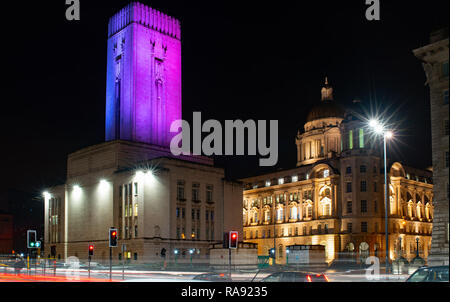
305 77 345 123
306 100 345 122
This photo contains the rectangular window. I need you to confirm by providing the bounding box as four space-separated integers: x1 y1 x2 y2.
192 209 195 220
360 181 367 192
292 175 298 183
182 208 185 219
196 209 200 220
347 201 352 214
374 200 378 213
374 182 377 192
444 89 449 105
346 182 352 193
206 185 213 203
177 180 185 200
361 222 368 233
443 61 449 78
211 211 214 221
134 182 138 196
192 183 200 201
176 208 180 218
444 120 449 136
359 128 364 148
205 210 209 221
348 223 353 233
445 151 449 168
346 166 352 174
278 178 284 185
361 200 368 213
134 225 138 237
176 227 180 239
349 130 353 149
360 165 366 173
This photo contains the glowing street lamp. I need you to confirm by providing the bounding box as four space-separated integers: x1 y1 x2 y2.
369 119 394 275
174 249 179 266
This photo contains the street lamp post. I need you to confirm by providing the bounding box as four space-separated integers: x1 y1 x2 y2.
369 119 393 276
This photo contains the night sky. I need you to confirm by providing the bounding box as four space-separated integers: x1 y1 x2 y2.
2 0 448 197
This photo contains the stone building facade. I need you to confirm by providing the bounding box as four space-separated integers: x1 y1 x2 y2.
413 28 449 266
241 81 434 265
43 3 243 264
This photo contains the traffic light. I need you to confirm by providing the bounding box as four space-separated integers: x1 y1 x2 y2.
223 232 229 248
229 231 238 249
109 228 118 247
89 245 94 256
27 230 37 249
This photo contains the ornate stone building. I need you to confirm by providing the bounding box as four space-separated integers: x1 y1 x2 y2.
413 28 449 266
241 80 434 265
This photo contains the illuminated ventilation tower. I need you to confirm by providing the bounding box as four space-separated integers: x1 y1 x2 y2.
105 2 182 148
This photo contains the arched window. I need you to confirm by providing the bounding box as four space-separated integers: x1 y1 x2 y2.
290 206 298 220
276 207 284 222
303 201 313 219
264 208 271 223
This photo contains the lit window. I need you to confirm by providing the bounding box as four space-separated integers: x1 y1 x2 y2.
292 175 298 182
278 178 284 185
134 203 138 217
323 170 329 178
349 130 353 149
359 128 364 148
266 180 271 187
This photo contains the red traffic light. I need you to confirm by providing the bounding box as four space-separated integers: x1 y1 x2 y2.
89 245 94 251
109 228 118 247
229 231 238 249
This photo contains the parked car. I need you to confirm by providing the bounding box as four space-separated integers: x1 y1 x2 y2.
260 271 329 282
406 266 449 282
193 273 233 282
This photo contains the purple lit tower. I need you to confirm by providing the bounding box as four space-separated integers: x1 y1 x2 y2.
105 2 182 148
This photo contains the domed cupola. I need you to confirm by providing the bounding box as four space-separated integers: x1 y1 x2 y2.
306 77 345 123
296 77 345 167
